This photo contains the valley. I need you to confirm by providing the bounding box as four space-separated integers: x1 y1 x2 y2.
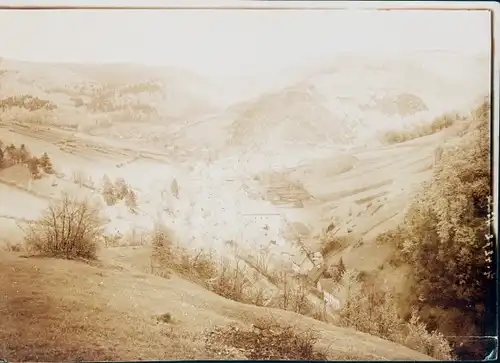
0 46 491 361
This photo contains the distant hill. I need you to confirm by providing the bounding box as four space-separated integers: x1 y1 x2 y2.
0 58 224 129
223 51 489 157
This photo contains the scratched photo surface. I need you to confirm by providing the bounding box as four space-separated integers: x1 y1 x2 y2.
0 2 496 362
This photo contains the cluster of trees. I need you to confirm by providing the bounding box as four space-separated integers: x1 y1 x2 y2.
362 92 429 117
86 84 157 115
385 100 495 359
315 100 493 359
101 175 138 213
0 94 57 112
118 81 163 96
381 111 461 145
336 269 453 360
0 140 54 178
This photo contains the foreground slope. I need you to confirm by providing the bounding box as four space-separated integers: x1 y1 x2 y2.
0 250 434 361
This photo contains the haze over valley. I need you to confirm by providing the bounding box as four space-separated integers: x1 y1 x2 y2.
0 6 495 361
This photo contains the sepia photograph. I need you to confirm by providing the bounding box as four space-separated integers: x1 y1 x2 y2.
0 1 497 361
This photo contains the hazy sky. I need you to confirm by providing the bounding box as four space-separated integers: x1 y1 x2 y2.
0 8 491 77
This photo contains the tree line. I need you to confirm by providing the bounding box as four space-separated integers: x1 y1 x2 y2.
0 139 54 178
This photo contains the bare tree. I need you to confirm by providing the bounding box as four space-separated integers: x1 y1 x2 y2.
24 193 105 260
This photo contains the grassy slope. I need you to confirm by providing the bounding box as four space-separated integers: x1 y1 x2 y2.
0 250 434 361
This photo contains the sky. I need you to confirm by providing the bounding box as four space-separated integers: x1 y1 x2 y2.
0 7 492 77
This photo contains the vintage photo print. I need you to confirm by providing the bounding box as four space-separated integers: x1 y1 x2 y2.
0 1 497 361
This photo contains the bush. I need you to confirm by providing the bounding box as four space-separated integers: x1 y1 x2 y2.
150 223 218 281
277 274 314 316
335 269 453 360
101 175 116 205
103 232 123 248
206 318 327 360
320 234 349 257
207 258 251 302
150 224 277 306
114 177 129 200
27 157 41 179
404 309 454 360
24 194 105 260
72 170 94 188
124 189 138 213
156 312 173 324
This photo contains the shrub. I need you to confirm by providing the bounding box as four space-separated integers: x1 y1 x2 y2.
404 309 454 360
4 143 18 164
124 228 148 246
27 157 41 179
207 258 251 302
335 269 453 359
150 224 277 305
24 194 105 260
156 312 173 324
277 274 314 316
114 177 129 200
2 240 23 252
206 318 327 360
151 222 175 261
101 175 117 205
103 232 123 248
0 145 4 168
124 189 138 213
150 223 217 281
320 234 349 257
151 223 319 319
72 170 94 188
